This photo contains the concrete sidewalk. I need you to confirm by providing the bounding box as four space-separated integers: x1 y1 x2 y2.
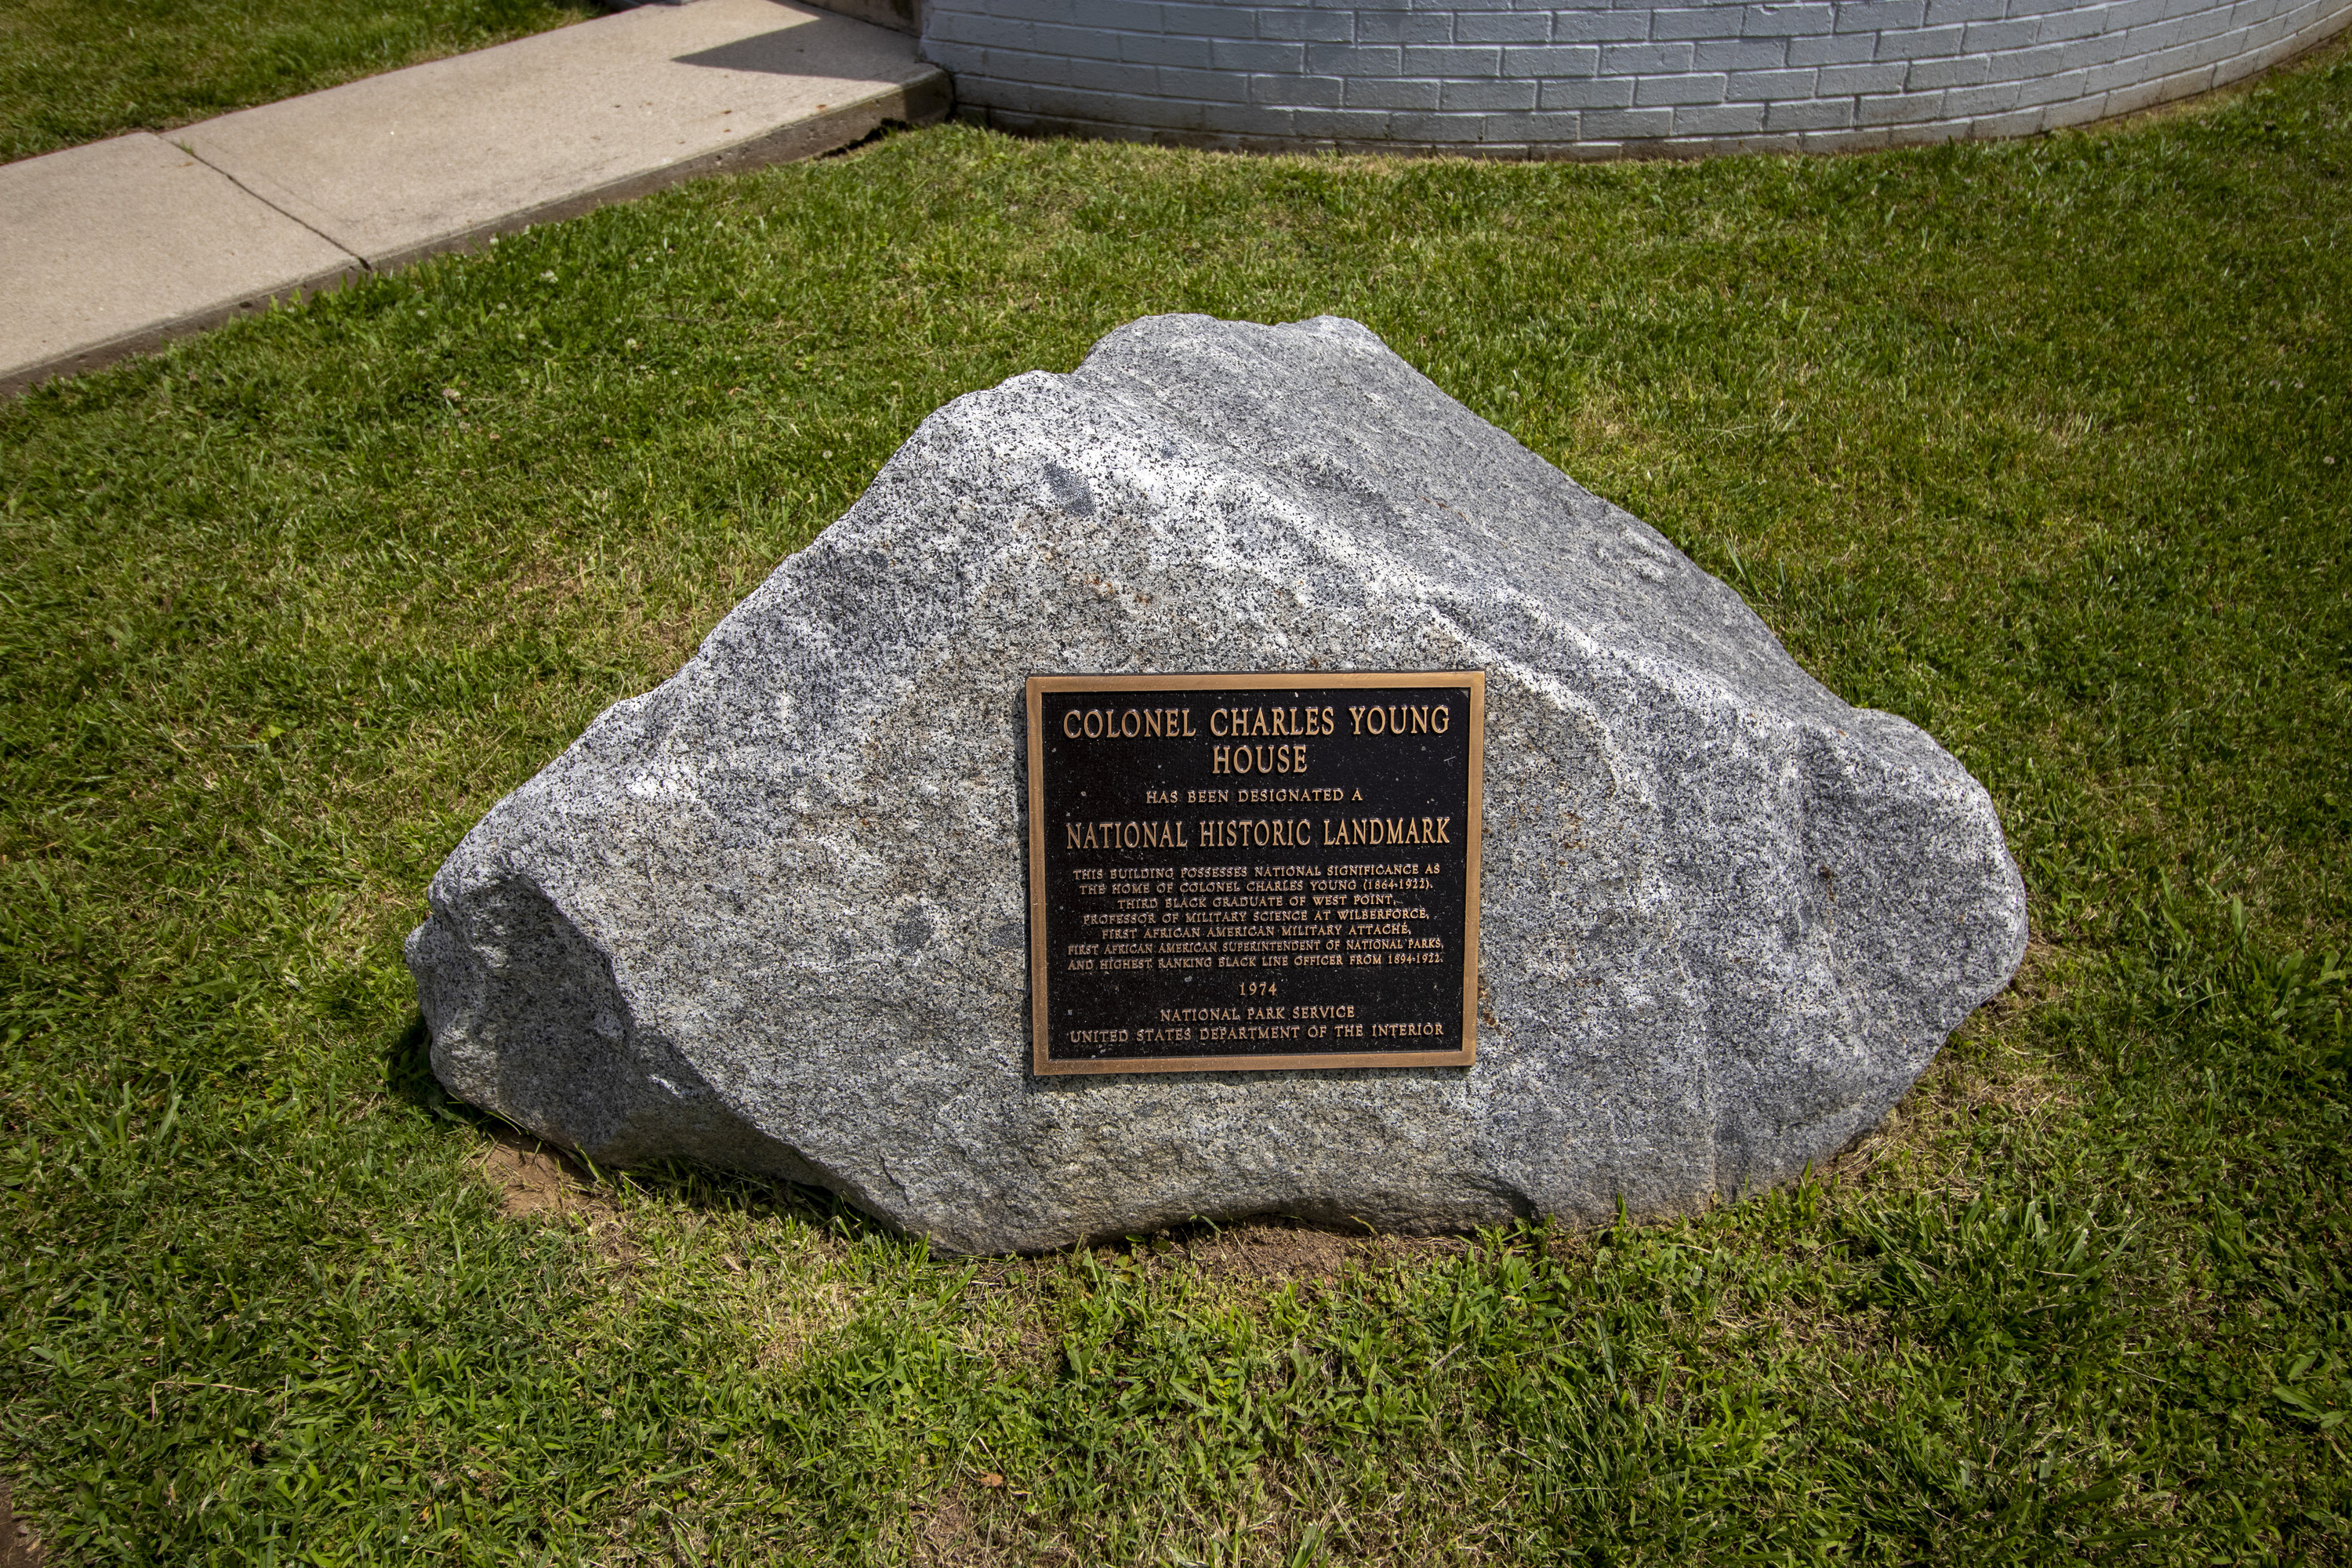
1 0 949 397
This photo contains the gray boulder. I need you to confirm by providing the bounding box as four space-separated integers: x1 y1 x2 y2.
407 313 2027 1254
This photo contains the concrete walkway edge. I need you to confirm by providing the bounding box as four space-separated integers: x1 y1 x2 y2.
2 0 949 399
299 71 949 278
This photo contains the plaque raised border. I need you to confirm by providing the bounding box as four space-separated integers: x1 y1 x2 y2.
1025 670 1484 1076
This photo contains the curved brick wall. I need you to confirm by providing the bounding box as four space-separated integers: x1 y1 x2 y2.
912 0 2351 154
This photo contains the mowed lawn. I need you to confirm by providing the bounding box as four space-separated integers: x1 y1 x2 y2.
0 0 597 163
2 43 2349 1566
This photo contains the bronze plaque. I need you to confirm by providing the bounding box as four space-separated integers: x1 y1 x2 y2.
1025 671 1484 1075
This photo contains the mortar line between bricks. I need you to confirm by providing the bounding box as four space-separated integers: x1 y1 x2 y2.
172 140 370 272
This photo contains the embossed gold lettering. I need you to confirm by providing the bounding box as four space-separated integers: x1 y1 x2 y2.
1031 672 1481 1074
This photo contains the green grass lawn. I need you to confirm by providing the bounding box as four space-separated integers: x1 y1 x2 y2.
2 46 2350 1564
0 0 598 164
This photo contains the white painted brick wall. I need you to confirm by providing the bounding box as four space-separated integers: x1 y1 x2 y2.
916 0 2351 154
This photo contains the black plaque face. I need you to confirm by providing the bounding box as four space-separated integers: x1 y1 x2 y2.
1025 672 1483 1075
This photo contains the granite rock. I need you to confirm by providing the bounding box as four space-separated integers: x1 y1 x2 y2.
406 313 2028 1254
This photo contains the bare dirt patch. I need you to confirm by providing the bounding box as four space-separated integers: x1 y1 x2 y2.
0 1485 42 1568
1179 1220 1468 1284
479 1127 604 1219
477 1128 637 1268
909 1495 1022 1567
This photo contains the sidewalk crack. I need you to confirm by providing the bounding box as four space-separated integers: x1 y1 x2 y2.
176 140 368 269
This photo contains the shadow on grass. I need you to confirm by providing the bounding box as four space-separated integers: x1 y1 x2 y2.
379 1010 904 1244
379 1014 1500 1265
385 1014 464 1116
